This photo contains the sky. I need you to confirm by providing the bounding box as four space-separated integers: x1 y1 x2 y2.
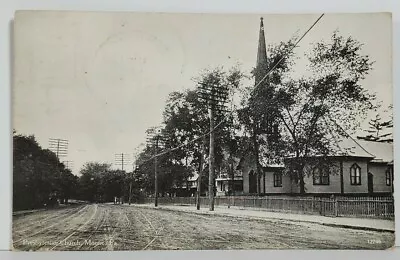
13 12 392 175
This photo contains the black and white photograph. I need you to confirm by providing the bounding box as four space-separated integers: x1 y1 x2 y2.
12 11 394 250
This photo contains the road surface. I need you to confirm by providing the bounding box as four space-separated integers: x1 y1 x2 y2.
12 203 394 250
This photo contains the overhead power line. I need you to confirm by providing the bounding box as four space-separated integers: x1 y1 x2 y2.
253 13 325 92
136 13 325 167
326 113 375 158
197 73 233 211
62 160 74 171
115 153 131 171
49 138 69 159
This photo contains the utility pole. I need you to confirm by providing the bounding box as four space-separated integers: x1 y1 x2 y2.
208 107 215 211
129 164 136 205
115 153 130 171
122 154 124 171
62 160 74 171
154 136 159 207
49 138 68 159
115 153 130 204
129 163 134 205
196 136 206 210
146 127 164 207
198 78 230 211
49 138 68 204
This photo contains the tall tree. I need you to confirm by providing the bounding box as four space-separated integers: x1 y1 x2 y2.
195 67 243 186
147 67 243 198
273 32 375 193
358 105 393 142
78 162 112 202
162 89 208 187
58 165 79 204
13 131 78 210
196 67 242 208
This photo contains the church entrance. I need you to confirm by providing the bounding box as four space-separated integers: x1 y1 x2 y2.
249 170 257 194
368 172 374 194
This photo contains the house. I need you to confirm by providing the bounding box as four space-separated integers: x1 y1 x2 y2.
171 172 199 197
215 171 244 196
214 155 244 196
236 137 393 196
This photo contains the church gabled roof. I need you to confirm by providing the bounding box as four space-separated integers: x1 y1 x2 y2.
284 135 393 162
332 136 375 158
356 139 393 163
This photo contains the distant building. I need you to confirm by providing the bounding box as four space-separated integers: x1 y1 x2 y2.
215 171 244 196
171 172 199 197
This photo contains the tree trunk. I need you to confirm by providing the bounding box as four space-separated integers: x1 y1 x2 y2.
208 107 215 211
252 127 262 196
230 157 235 196
297 162 305 194
294 151 306 194
129 182 132 205
299 174 305 194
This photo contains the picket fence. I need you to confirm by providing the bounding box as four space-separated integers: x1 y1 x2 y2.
142 195 395 219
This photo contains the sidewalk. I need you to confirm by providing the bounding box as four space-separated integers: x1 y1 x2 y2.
12 208 45 217
134 203 395 233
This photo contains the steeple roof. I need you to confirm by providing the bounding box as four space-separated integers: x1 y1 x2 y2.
255 17 268 85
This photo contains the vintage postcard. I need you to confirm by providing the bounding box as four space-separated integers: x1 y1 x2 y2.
12 11 394 250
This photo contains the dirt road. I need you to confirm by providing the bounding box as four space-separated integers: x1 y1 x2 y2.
12 203 394 250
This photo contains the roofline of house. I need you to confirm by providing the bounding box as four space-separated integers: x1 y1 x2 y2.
369 160 393 164
262 165 284 170
283 155 375 160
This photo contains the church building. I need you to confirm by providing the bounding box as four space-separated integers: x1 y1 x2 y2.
215 17 394 197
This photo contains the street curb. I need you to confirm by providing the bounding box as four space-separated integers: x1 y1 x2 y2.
321 223 395 233
134 204 395 233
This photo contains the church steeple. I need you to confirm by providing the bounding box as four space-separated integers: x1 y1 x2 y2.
255 17 268 85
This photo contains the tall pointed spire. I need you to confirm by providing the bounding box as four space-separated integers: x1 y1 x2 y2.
255 17 268 85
